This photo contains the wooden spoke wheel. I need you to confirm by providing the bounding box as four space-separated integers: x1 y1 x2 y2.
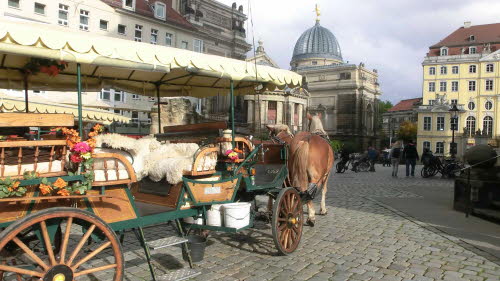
0 207 123 281
271 187 303 255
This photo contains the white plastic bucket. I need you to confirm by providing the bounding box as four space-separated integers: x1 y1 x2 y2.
223 202 251 228
183 216 203 225
207 204 223 226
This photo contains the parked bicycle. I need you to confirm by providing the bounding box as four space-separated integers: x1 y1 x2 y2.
421 155 464 178
351 154 370 173
336 157 353 173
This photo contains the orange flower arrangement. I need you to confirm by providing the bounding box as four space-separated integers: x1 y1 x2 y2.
8 181 20 192
53 178 67 189
57 189 70 196
39 184 53 195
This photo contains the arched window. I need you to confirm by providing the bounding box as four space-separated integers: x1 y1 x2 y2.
466 116 476 133
468 102 475 110
483 116 493 135
485 101 493 110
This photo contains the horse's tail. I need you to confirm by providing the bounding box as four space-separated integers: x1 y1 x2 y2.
291 140 309 192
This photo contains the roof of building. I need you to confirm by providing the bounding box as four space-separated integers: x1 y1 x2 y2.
387 98 422 112
291 21 342 63
430 23 500 48
101 0 195 30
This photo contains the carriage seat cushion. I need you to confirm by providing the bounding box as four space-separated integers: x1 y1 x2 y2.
1 161 63 178
93 169 130 182
92 148 134 182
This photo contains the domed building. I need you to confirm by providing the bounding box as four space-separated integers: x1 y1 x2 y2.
292 11 382 149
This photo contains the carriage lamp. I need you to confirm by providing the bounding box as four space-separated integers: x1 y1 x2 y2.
449 104 459 158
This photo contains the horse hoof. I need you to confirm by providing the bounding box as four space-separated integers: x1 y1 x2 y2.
306 219 315 227
319 211 327 216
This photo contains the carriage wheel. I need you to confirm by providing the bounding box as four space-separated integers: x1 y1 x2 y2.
271 187 303 255
0 207 123 281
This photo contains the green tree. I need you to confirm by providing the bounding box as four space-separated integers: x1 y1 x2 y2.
377 100 393 129
397 121 417 143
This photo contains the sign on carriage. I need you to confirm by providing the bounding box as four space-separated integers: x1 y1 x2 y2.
204 186 221 195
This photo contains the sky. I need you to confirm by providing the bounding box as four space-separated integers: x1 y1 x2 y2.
218 0 500 103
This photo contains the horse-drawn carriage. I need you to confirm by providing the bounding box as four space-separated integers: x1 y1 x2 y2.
0 19 305 281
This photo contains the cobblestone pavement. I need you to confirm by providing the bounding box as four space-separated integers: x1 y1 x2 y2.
95 165 500 280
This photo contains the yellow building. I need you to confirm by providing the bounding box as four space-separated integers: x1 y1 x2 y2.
417 22 500 158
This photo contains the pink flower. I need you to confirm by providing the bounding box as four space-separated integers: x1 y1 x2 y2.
225 149 233 156
72 142 91 153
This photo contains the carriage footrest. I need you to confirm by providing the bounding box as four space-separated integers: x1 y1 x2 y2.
158 268 201 281
147 236 188 250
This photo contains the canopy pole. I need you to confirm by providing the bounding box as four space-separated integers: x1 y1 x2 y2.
156 84 161 134
77 63 83 138
230 80 235 149
23 73 29 113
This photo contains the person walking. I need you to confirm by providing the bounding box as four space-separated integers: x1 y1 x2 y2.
367 147 378 172
403 140 419 177
389 141 402 177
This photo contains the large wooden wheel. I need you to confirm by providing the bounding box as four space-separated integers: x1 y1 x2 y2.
0 207 123 281
271 187 303 255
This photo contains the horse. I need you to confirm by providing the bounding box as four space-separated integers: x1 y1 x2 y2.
266 125 334 226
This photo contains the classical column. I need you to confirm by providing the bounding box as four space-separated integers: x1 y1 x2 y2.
290 103 295 129
247 100 254 123
277 101 283 124
298 103 303 130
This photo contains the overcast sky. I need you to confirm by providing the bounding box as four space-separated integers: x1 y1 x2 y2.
218 0 500 103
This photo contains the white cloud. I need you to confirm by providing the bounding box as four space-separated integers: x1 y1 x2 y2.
219 0 500 103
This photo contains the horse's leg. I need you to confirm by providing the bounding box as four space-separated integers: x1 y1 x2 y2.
306 200 316 227
319 174 330 215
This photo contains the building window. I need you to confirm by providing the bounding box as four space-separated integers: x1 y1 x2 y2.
131 111 139 123
423 141 431 151
468 101 475 110
466 116 476 133
469 35 475 41
483 116 493 135
154 2 166 19
132 94 140 100
114 91 124 102
100 20 108 31
440 66 447 75
429 67 435 75
469 65 476 73
150 29 158 44
424 117 431 131
436 142 444 154
113 109 122 115
58 4 69 26
428 82 435 92
34 2 45 15
193 39 203 53
451 81 458 92
118 24 126 35
340 72 351 80
312 61 318 65
437 116 445 131
79 10 89 31
486 80 493 91
123 0 135 10
181 41 188 49
8 0 20 8
468 81 476 91
165 33 172 46
267 101 277 125
486 64 494 73
469 46 476 54
485 101 493 110
134 24 142 42
440 47 448 56
451 99 458 105
100 89 111 101
439 81 447 92
452 66 459 74
429 100 434 105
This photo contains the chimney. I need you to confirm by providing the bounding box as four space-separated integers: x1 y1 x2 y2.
464 21 472 28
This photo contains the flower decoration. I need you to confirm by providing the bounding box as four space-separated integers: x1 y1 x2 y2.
23 58 68 77
53 178 68 189
225 149 239 161
0 177 27 198
39 184 53 195
57 189 70 196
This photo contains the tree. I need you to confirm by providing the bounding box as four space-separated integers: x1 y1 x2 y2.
377 100 393 129
397 121 417 143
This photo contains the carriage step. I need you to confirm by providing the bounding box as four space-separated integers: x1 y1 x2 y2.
158 268 201 281
147 236 188 250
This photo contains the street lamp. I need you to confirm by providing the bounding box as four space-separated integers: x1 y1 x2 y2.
449 104 459 158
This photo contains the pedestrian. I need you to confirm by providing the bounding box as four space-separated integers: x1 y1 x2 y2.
367 146 377 172
390 141 402 177
402 140 419 177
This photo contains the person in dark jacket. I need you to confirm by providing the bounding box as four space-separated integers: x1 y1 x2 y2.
402 140 419 177
367 147 378 172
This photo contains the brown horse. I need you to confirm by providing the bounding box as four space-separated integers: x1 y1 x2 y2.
267 125 334 226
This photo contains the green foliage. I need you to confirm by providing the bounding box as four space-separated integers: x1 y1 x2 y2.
397 121 417 142
0 177 26 198
378 100 393 114
329 140 343 152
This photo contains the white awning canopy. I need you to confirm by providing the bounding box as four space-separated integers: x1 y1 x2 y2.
0 19 302 98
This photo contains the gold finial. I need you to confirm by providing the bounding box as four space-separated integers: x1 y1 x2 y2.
315 4 321 23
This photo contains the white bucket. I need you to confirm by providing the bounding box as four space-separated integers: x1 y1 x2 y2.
183 216 203 225
207 204 223 226
223 202 251 229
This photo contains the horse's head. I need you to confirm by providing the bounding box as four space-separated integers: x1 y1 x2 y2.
266 124 293 145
